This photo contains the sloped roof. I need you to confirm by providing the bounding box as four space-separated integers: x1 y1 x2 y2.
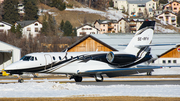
76 24 100 31
16 20 41 28
157 10 177 17
158 45 180 58
0 21 12 26
127 0 151 4
63 35 118 52
94 19 118 24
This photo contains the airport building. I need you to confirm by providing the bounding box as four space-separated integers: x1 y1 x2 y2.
0 41 21 71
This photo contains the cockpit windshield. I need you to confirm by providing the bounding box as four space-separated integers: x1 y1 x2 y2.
20 56 37 61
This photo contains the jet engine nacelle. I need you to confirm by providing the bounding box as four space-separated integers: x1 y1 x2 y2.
106 52 137 65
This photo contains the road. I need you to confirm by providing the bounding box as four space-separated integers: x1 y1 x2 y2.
0 75 180 85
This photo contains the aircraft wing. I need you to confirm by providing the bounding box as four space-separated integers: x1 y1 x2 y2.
79 65 180 75
79 65 161 74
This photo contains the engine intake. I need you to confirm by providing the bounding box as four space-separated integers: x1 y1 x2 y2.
106 52 137 65
106 51 114 63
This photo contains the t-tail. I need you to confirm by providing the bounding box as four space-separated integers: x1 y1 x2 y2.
125 21 155 62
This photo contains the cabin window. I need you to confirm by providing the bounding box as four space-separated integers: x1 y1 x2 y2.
35 57 37 61
168 60 171 64
59 56 61 60
53 56 56 60
30 56 34 61
162 60 166 64
65 56 67 60
77 56 79 59
71 56 73 59
173 60 177 63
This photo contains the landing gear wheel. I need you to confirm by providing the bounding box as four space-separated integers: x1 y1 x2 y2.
147 72 152 76
95 74 103 82
74 76 82 82
18 79 24 83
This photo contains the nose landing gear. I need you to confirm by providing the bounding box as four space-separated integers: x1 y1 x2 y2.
17 75 24 83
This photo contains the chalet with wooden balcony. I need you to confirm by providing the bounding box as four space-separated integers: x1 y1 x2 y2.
94 20 118 34
157 10 177 26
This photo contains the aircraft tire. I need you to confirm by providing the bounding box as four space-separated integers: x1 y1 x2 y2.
18 79 24 83
74 76 82 82
147 72 152 76
95 75 103 82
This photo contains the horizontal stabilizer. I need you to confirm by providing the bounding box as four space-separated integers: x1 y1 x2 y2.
135 44 176 48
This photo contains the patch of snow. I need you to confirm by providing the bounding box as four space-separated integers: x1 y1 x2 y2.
65 7 126 20
0 82 179 97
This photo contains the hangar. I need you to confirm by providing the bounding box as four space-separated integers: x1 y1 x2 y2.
65 35 118 52
152 45 180 65
0 41 21 71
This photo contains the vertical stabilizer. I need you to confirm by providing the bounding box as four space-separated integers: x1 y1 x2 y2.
125 21 155 57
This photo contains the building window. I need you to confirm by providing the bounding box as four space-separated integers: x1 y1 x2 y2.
103 24 105 27
173 60 177 63
0 24 4 27
162 60 166 64
90 32 95 34
27 27 31 31
35 28 38 32
168 60 171 63
35 23 38 26
103 29 105 31
89 28 92 30
80 32 86 36
82 28 85 30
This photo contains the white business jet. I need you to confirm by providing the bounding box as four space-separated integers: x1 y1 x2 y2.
5 21 162 83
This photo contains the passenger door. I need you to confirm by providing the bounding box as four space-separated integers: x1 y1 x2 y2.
44 54 52 70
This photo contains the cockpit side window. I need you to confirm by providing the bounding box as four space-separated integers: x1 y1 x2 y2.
20 56 35 61
20 56 31 61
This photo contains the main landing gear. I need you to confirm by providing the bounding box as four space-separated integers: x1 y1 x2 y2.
95 74 103 82
147 72 152 76
70 74 104 82
70 75 83 82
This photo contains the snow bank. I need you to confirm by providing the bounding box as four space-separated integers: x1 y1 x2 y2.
0 82 179 97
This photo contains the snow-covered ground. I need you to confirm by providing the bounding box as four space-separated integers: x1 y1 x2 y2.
0 81 180 98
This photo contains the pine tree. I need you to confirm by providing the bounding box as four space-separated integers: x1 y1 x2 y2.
24 0 38 20
2 0 20 24
60 20 64 31
109 0 114 7
63 21 72 36
16 24 22 38
49 0 66 11
10 25 16 33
